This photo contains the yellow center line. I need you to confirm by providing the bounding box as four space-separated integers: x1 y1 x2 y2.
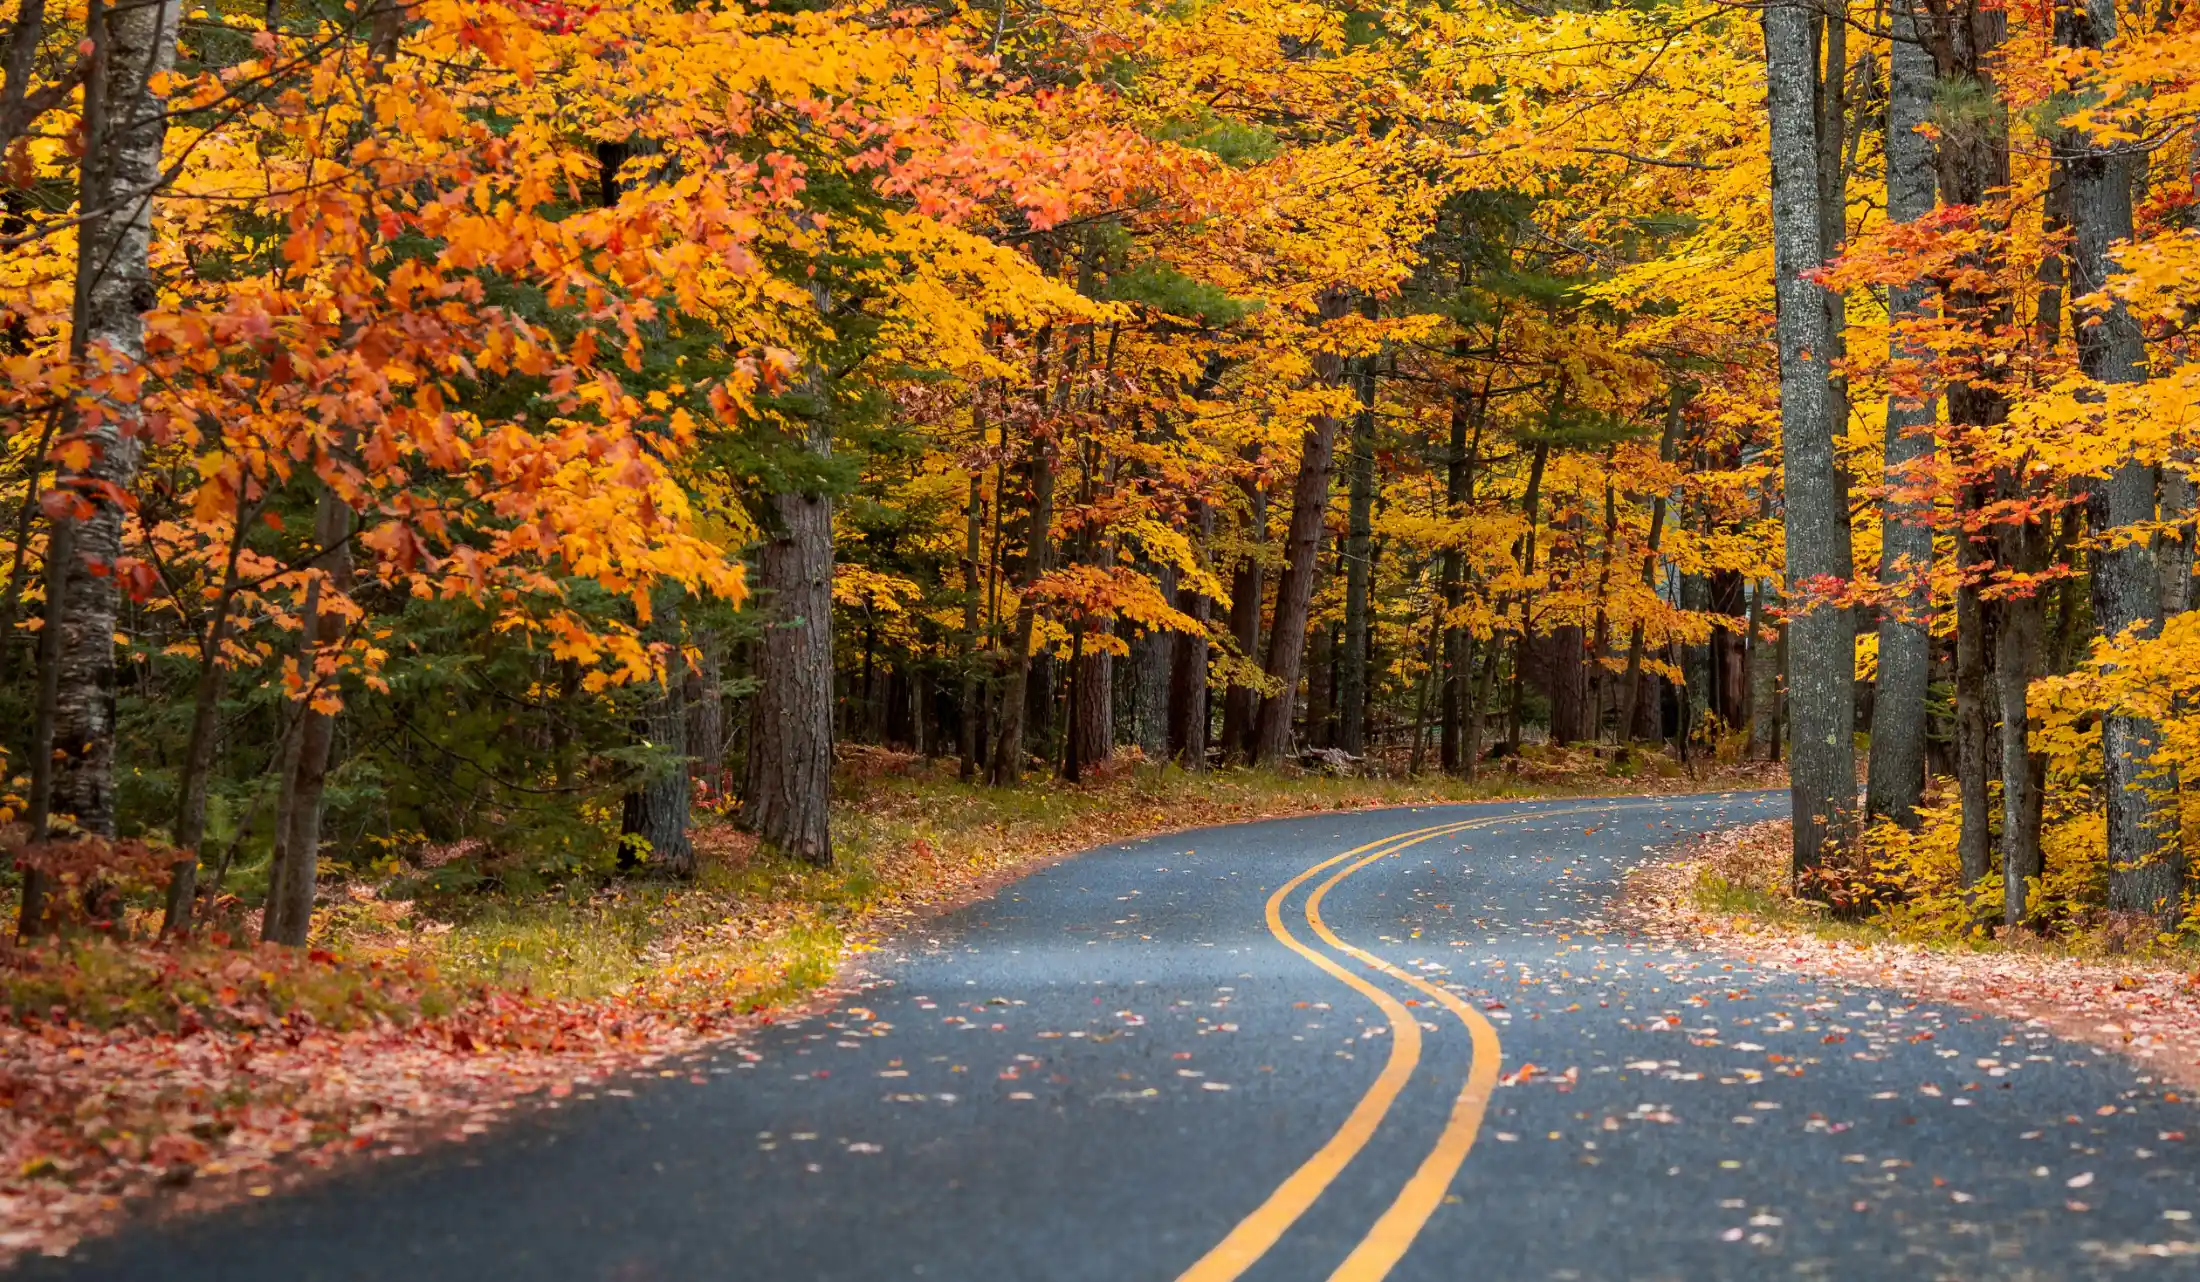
1172 815 1490 1282
1311 802 1647 1282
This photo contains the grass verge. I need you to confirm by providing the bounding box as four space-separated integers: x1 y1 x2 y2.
0 751 1777 1260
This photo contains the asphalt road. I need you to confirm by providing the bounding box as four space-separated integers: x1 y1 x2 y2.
38 792 2200 1280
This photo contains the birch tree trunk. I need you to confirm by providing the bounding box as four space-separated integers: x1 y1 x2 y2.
45 0 179 840
1765 0 1858 871
1865 0 1939 831
2062 0 2182 919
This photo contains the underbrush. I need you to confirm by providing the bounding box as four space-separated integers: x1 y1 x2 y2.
1686 813 2200 962
1 751 1782 1035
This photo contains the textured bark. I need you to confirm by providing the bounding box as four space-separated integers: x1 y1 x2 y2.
1306 620 1334 747
1133 564 1174 761
161 512 251 934
1953 490 1995 893
1338 296 1379 757
744 483 835 864
1710 570 1748 731
1766 0 1858 870
1066 634 1112 778
1219 476 1266 762
684 631 725 800
2062 0 2182 918
1621 387 1684 745
1439 365 1484 771
1865 0 1940 831
1505 437 1552 753
1465 633 1498 777
622 676 695 876
959 468 985 780
1168 505 1213 770
1679 568 1712 750
1813 0 1850 464
1548 627 1590 744
47 0 179 840
17 517 69 937
988 431 1054 786
1589 477 1619 741
1997 496 2048 927
264 488 353 946
1252 289 1353 764
1749 581 1783 759
2160 468 2195 619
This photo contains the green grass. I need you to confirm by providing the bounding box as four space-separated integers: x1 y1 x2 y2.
404 759 1740 1010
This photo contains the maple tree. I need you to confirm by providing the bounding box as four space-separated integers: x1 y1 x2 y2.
0 0 2192 1000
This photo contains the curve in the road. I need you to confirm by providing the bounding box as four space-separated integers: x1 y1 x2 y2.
31 790 2200 1282
1189 801 1664 1282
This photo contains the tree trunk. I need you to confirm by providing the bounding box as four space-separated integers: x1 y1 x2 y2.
989 430 1054 786
1865 0 1940 831
745 482 835 863
685 631 725 801
17 516 70 938
1465 632 1498 777
1549 627 1590 744
1622 385 1685 745
1953 487 1995 893
1170 503 1214 768
1439 369 1484 771
46 0 179 840
1073 637 1108 774
1710 569 1748 730
1219 490 1266 763
1253 289 1353 764
1679 567 1711 753
1506 438 1552 753
263 488 353 946
1749 580 1782 759
622 673 695 876
2062 0 2182 918
1997 495 2048 927
160 509 252 935
1339 296 1379 757
1134 565 1174 761
1067 632 1112 777
959 469 985 780
1307 619 1335 748
1766 0 1858 871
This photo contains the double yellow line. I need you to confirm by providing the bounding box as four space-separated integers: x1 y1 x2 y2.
1176 805 1613 1282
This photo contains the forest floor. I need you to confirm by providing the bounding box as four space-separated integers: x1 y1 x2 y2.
1624 819 2200 1092
0 744 1779 1261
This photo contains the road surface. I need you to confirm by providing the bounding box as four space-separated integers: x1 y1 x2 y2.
39 792 2200 1280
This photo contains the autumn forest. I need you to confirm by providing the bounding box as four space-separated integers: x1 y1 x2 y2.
8 0 2200 943
2 0 2200 1248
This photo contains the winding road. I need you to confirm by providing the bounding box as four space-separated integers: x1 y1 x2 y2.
39 792 2200 1280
